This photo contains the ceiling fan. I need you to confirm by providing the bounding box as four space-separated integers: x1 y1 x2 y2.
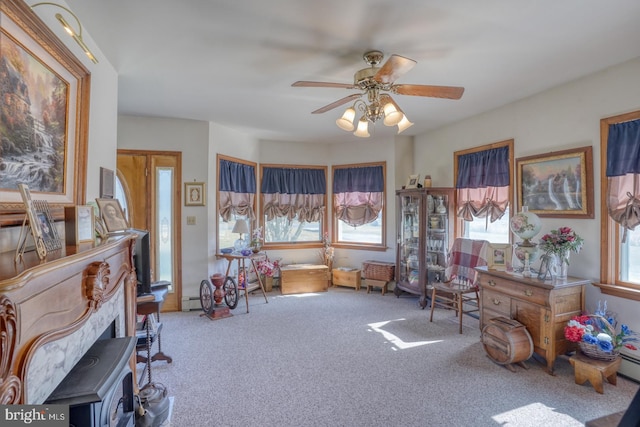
292 50 464 137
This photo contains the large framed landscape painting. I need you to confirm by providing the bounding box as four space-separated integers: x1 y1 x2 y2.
516 146 594 218
0 0 90 226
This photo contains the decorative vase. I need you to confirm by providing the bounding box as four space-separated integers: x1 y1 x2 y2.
509 206 541 245
556 251 570 280
435 196 447 214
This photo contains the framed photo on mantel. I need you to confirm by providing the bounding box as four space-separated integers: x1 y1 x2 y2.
65 205 95 245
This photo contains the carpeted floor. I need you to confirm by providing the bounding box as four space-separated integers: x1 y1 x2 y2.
144 287 639 427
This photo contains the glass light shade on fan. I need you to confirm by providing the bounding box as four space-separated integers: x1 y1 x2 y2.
509 206 541 244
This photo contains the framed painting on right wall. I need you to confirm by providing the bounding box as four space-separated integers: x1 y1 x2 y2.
516 146 594 218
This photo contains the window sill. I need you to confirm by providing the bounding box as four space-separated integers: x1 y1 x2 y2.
592 283 640 301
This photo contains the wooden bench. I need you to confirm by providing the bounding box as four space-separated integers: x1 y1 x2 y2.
569 353 621 394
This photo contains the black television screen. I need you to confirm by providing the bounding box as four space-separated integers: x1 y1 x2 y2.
131 229 152 296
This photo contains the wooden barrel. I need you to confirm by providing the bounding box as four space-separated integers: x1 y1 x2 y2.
482 317 533 367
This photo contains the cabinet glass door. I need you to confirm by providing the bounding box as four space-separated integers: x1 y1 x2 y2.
426 192 449 283
398 193 421 288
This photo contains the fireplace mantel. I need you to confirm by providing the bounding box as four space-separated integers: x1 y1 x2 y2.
0 235 137 404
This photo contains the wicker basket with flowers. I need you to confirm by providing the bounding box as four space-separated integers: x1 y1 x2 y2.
564 301 638 361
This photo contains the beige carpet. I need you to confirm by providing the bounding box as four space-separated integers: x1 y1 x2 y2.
145 287 639 427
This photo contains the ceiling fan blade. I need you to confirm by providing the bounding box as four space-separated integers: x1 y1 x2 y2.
311 94 362 114
292 81 358 89
374 54 417 84
394 84 465 100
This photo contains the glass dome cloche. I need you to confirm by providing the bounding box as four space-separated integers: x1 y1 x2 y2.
509 206 542 245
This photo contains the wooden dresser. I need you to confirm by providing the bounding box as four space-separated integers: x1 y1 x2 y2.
476 267 589 374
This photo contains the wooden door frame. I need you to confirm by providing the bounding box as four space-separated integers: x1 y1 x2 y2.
117 149 182 311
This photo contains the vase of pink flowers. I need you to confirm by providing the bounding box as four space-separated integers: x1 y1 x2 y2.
539 226 583 280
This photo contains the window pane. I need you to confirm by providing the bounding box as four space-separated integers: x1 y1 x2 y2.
463 206 510 244
114 176 129 222
620 226 640 284
219 216 249 250
156 168 173 285
264 215 321 243
337 212 382 244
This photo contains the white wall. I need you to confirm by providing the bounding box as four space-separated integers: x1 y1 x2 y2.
414 57 640 339
117 115 210 299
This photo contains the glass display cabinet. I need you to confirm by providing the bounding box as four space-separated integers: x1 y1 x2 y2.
395 187 455 308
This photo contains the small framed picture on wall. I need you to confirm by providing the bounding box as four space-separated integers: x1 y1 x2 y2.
185 182 206 206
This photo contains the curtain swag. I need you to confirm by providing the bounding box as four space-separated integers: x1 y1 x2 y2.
456 146 510 225
261 167 326 221
333 165 384 227
606 119 640 239
219 159 256 221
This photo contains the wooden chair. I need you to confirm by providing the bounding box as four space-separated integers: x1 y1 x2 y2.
429 238 489 334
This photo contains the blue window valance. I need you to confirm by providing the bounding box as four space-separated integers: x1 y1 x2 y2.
605 119 640 235
456 146 510 189
333 165 384 193
218 158 256 221
219 159 256 193
606 119 640 177
261 167 326 194
333 165 384 227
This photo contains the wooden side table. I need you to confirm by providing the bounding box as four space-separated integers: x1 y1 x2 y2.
569 353 621 394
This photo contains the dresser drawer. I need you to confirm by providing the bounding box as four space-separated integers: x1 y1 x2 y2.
480 274 549 307
482 289 511 317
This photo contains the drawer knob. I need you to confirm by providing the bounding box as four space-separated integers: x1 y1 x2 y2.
524 289 533 297
492 299 501 305
488 280 496 287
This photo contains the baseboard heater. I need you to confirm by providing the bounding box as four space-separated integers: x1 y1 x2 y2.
182 296 203 312
619 352 640 383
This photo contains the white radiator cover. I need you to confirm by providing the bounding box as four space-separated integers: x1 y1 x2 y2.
619 352 640 382
181 296 203 312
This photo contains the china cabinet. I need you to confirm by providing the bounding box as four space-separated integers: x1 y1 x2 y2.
395 187 455 308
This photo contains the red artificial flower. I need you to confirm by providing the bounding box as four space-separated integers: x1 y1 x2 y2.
625 344 638 351
564 325 585 343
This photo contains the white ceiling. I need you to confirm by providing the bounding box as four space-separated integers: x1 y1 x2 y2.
60 0 640 144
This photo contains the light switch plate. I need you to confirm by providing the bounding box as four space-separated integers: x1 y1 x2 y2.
187 216 196 225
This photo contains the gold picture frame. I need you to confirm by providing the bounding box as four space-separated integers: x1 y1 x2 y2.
516 146 594 218
487 243 511 271
0 0 90 226
185 182 206 206
405 174 420 189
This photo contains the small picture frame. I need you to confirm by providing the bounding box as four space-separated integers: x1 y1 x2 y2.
96 199 129 233
405 174 420 189
185 182 206 206
32 200 62 252
488 243 511 270
65 205 95 245
100 167 115 198
17 183 46 259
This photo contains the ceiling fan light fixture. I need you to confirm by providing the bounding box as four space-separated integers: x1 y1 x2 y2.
397 115 414 134
353 117 370 138
336 107 356 131
382 102 403 126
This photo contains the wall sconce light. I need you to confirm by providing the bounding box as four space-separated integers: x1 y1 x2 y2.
31 2 98 64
